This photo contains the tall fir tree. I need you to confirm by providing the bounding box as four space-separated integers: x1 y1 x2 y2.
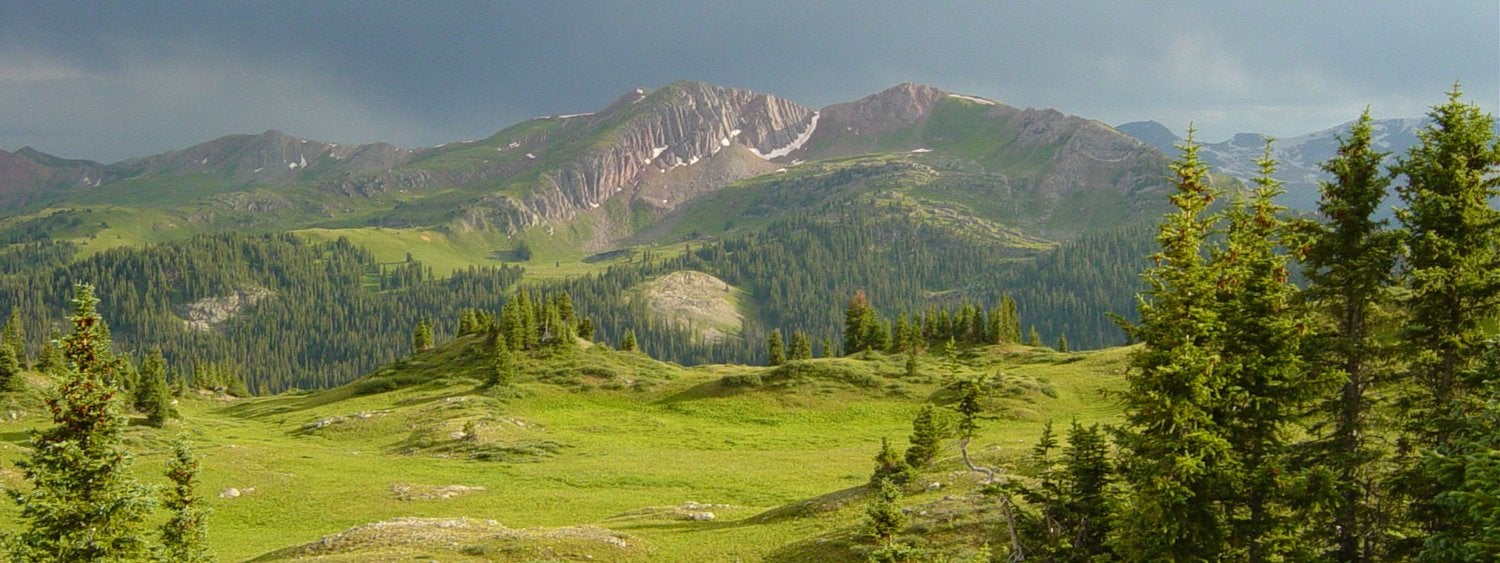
1392 84 1500 557
1299 109 1402 561
5 284 153 560
1214 143 1314 560
1114 129 1233 560
844 290 882 354
35 330 63 375
158 439 212 562
620 329 639 353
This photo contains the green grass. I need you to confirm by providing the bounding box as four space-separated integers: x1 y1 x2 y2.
0 340 1129 561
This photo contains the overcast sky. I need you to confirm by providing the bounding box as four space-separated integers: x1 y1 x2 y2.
2 1 1495 163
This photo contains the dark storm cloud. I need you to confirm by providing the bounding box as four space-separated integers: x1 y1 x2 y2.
1 1 1494 162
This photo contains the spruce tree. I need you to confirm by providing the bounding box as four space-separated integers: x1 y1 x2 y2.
1214 143 1313 560
1392 84 1500 556
1114 129 1232 560
1026 325 1041 347
865 475 907 548
2 309 25 367
870 437 914 485
489 343 517 388
821 336 835 358
1056 333 1068 353
767 329 785 366
0 343 20 393
904 404 947 469
35 330 63 374
789 330 812 361
412 320 434 352
1300 109 1401 560
844 290 881 354
158 439 212 562
1421 340 1500 561
136 347 178 427
620 330 639 353
6 284 152 560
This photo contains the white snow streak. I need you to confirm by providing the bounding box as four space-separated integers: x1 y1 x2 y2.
947 94 996 106
910 148 932 153
749 112 819 160
525 153 536 159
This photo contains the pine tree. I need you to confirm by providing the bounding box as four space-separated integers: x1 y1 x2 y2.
821 336 835 358
1056 333 1068 353
1000 294 1021 343
135 347 178 427
0 343 20 393
6 284 152 560
1027 325 1042 347
35 330 63 374
488 343 516 388
767 329 785 366
904 404 947 469
1421 340 1500 561
1214 142 1313 560
1392 84 1500 557
865 475 907 548
844 290 881 354
1300 109 1401 561
789 330 812 361
954 378 983 441
158 439 211 562
412 320 435 352
2 309 25 367
620 330 639 353
1114 129 1233 560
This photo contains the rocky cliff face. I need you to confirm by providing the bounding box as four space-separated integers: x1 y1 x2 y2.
526 82 816 221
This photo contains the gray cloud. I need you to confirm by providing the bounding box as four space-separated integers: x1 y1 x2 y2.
1 1 1494 162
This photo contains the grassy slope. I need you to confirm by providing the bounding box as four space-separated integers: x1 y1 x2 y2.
0 339 1130 562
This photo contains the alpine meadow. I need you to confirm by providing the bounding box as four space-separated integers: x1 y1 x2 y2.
1 3 1498 562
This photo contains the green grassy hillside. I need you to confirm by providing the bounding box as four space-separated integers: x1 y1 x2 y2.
0 336 1130 561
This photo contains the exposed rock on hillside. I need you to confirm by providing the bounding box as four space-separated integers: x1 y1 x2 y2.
639 270 744 343
179 287 272 332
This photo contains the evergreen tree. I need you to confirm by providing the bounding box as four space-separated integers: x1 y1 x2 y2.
1214 143 1313 560
1300 109 1402 561
0 343 20 393
1114 130 1233 560
158 439 212 563
136 347 178 427
1027 325 1042 347
844 290 882 354
871 437 915 485
412 320 435 352
789 330 812 361
6 284 152 560
2 309 24 367
1421 340 1500 561
620 330 639 352
488 343 517 388
1392 84 1500 556
904 404 947 469
35 330 63 374
954 378 983 441
1000 294 1022 344
767 329 785 366
865 475 908 548
821 336 835 358
1056 333 1068 353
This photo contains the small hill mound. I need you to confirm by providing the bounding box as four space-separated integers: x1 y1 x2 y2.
636 270 744 342
249 517 642 562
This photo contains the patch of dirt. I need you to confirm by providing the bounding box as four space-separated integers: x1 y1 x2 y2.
252 517 639 562
389 483 486 501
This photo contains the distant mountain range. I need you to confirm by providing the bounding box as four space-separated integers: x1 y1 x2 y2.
2 81 1171 252
1116 117 1500 211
